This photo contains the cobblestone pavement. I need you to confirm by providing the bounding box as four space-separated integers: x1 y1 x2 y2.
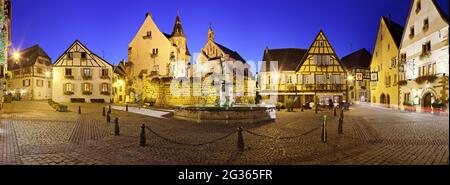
0 101 448 165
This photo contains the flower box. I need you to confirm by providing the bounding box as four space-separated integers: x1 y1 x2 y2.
415 75 437 84
64 91 74 95
82 91 92 95
82 76 92 80
100 91 110 95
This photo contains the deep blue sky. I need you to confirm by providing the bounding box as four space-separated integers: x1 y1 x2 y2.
11 0 449 73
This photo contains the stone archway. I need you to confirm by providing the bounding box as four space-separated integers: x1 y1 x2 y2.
380 93 386 104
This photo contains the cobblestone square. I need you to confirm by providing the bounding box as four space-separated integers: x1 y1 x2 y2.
0 101 448 165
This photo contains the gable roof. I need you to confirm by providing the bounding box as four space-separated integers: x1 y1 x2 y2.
295 30 346 73
214 42 246 63
262 48 308 72
382 16 404 48
53 40 113 68
7 45 51 70
341 48 372 69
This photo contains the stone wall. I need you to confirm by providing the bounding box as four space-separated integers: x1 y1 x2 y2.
142 77 255 107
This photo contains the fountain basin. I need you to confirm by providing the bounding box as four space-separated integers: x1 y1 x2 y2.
174 105 276 124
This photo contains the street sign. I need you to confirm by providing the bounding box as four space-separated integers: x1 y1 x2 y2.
356 73 363 81
371 72 378 81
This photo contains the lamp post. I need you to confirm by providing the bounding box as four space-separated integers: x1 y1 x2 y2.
346 75 354 105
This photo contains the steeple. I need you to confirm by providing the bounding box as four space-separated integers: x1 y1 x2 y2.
208 23 215 41
171 12 185 37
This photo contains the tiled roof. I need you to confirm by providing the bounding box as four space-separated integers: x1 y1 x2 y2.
214 42 246 63
262 48 308 72
341 48 372 69
7 45 51 70
382 16 404 48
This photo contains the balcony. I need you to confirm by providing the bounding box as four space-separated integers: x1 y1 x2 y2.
65 75 74 79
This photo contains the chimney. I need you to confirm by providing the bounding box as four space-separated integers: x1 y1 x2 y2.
388 14 391 24
265 46 269 54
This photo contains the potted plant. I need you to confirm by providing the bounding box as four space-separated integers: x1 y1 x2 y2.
403 102 416 112
276 102 284 111
432 100 444 115
285 98 294 112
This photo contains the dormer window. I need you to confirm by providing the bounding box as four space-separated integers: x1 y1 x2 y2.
416 0 421 14
423 18 429 31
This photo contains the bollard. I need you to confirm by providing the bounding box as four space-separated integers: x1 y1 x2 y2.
140 124 146 147
106 113 111 123
237 127 244 152
321 118 327 143
78 106 81 114
109 105 112 113
334 107 337 117
102 107 106 116
315 104 318 114
301 105 304 112
340 109 344 119
114 118 120 136
126 104 129 112
338 117 343 134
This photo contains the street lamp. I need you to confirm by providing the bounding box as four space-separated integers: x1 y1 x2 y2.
13 51 20 61
346 75 354 104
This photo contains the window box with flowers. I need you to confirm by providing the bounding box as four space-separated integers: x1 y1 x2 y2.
101 91 110 95
82 75 92 80
100 75 110 80
415 75 437 84
65 75 74 79
82 91 92 95
64 91 74 95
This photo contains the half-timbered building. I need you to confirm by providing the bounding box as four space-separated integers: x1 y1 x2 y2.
52 40 114 103
295 30 348 106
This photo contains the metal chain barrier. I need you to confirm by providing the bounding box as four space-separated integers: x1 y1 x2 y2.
145 126 237 147
243 126 321 140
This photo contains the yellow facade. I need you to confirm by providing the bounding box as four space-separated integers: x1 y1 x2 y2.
370 17 402 107
296 31 347 105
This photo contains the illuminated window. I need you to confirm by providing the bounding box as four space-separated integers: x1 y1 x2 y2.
82 83 92 92
101 83 110 92
64 83 73 92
